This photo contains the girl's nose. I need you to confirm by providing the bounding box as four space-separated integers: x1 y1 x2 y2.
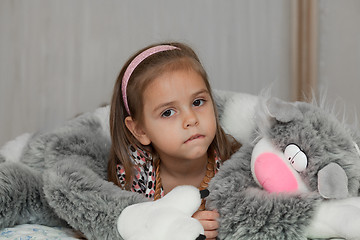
183 110 199 128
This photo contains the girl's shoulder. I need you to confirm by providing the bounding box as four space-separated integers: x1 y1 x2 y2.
116 147 157 198
214 154 221 173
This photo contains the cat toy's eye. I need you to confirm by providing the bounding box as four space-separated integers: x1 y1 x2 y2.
291 151 308 172
284 144 308 172
284 144 300 161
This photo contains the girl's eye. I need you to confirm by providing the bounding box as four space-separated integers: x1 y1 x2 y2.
193 99 205 107
161 109 175 118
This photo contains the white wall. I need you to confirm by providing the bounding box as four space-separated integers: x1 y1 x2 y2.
317 0 360 125
1 0 291 146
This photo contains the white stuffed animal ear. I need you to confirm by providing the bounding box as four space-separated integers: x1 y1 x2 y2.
218 92 259 144
117 186 206 240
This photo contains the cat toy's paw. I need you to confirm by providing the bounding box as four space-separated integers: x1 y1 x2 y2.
117 185 205 240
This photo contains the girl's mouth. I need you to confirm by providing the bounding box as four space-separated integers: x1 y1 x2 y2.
185 134 204 143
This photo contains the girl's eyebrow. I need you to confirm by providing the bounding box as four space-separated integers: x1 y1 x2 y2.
152 89 209 114
192 89 210 97
153 101 177 114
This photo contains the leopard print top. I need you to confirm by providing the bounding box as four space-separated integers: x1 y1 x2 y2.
116 146 221 200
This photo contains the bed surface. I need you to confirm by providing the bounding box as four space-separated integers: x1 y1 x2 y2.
0 224 82 239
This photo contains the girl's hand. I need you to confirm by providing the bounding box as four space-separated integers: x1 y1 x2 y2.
192 210 219 240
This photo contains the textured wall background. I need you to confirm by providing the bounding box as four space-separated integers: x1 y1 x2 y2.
317 0 360 125
1 0 359 146
0 0 292 145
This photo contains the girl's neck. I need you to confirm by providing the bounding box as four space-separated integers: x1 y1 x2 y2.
160 154 208 178
158 154 208 194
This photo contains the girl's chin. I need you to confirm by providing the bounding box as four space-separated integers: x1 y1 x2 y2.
181 149 208 160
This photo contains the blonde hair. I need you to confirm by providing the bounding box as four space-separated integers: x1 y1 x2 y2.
108 42 240 189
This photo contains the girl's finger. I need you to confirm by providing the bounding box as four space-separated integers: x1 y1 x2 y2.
193 210 220 220
200 220 219 230
204 230 218 239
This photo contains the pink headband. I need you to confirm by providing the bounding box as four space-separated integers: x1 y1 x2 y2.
121 45 179 115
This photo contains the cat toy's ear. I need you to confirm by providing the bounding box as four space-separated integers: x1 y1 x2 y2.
265 98 304 123
318 162 348 199
255 97 304 137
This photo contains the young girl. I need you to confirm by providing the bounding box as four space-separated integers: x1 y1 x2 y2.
108 42 240 239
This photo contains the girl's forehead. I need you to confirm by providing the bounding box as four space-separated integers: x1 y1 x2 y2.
142 69 209 107
145 69 207 95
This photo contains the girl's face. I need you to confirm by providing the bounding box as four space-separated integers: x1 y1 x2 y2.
136 69 216 162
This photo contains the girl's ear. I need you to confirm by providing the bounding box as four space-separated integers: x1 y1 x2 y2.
125 116 151 145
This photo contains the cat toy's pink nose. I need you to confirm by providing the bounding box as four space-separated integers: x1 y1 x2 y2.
254 152 299 193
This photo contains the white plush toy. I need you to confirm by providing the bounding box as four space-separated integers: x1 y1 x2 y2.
117 185 206 240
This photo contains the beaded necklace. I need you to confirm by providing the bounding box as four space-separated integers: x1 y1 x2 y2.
153 157 216 211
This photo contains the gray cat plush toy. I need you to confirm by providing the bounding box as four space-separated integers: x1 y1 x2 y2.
2 91 360 240
207 91 360 239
